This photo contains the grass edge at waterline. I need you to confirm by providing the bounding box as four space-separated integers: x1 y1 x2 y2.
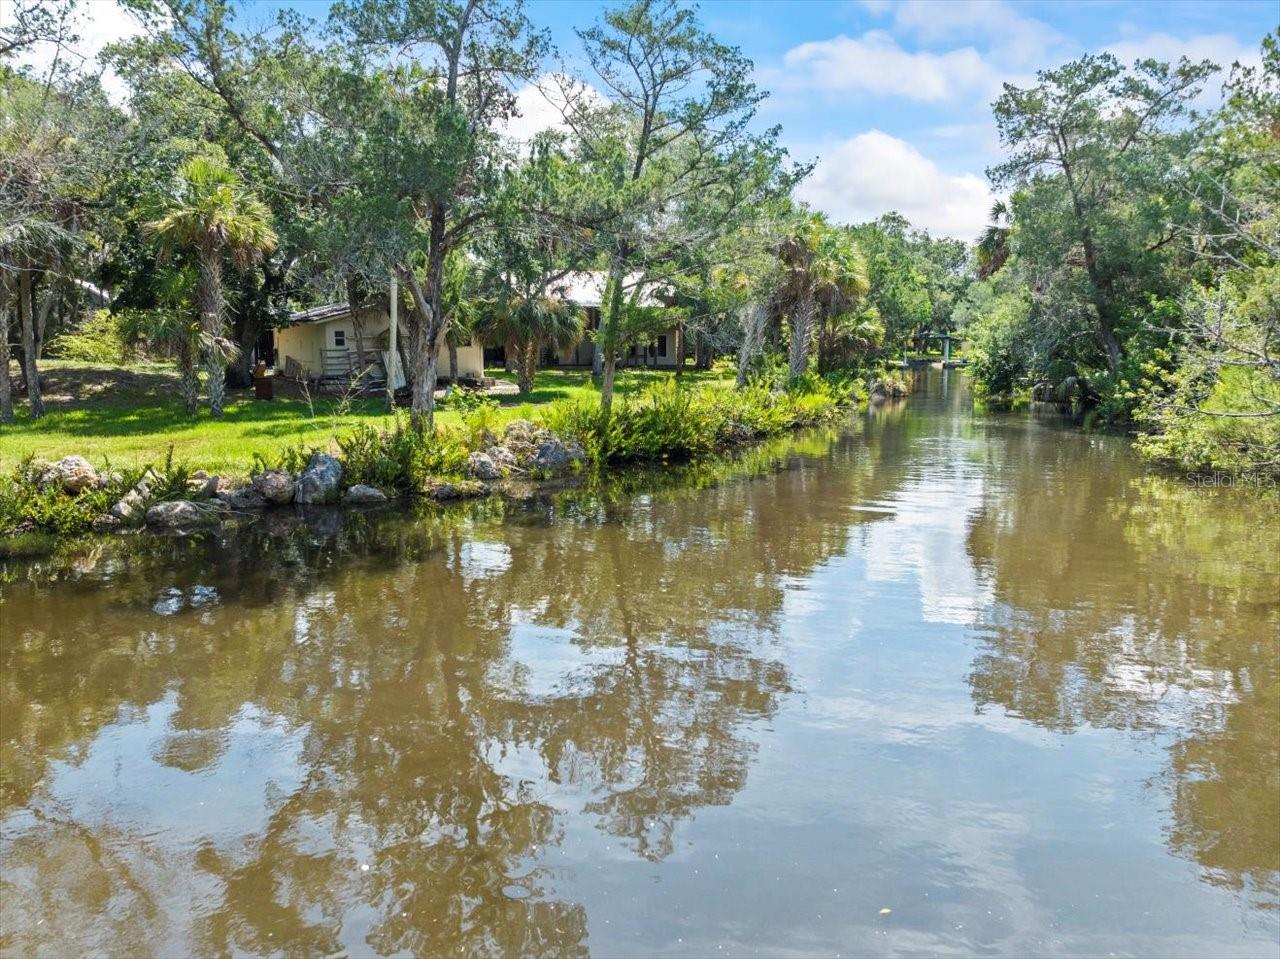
0 375 863 546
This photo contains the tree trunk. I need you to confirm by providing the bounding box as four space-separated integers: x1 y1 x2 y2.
352 313 368 384
405 303 433 431
526 340 539 392
448 340 458 382
227 299 257 389
816 317 832 373
696 332 713 369
405 201 451 430
515 339 536 394
788 291 815 379
344 274 367 386
18 268 44 418
34 281 56 361
1076 229 1123 375
227 330 255 387
598 259 627 417
600 349 618 421
400 255 447 432
0 302 12 422
196 249 226 415
230 265 283 388
178 336 200 416
737 302 767 388
674 320 685 377
1061 155 1124 377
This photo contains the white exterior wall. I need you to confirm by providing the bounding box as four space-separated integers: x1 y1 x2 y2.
278 305 485 381
547 326 681 368
623 327 680 367
275 323 325 377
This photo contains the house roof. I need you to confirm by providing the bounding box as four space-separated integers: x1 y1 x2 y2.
547 271 668 309
73 278 112 307
289 270 670 323
288 302 352 325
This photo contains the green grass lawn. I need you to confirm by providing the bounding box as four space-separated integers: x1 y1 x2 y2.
1 361 734 477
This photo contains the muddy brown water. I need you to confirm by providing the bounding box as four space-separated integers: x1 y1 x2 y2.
2 370 1277 957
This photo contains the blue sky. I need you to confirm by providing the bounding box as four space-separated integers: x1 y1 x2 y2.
57 0 1280 239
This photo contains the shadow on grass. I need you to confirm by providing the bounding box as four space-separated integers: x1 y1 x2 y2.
7 366 735 452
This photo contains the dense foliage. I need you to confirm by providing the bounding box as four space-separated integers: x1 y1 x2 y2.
956 35 1279 476
2 2 1274 479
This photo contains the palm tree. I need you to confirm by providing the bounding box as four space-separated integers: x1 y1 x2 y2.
0 275 13 422
144 155 276 416
0 219 73 419
976 200 1012 280
480 296 584 394
121 267 239 416
776 215 871 377
441 253 479 383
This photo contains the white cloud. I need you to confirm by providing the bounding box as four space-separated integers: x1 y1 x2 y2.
501 74 606 145
795 130 994 239
1102 30 1259 70
3 0 145 103
891 0 1062 67
505 82 572 143
1102 31 1261 106
1099 32 1264 113
781 30 995 101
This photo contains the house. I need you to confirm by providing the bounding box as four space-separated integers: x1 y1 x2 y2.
276 299 485 386
540 271 682 369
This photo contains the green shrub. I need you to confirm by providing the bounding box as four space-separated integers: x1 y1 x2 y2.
0 445 216 539
251 443 313 476
335 416 469 492
542 377 850 467
458 397 503 449
963 288 1035 398
1136 365 1280 477
439 387 489 415
0 456 146 538
0 471 112 536
50 310 131 363
540 400 607 463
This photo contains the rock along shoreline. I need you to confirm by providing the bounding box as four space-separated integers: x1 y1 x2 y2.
29 418 590 537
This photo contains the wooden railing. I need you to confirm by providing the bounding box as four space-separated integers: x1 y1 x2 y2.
319 349 387 391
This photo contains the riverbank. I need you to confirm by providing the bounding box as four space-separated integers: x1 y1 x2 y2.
6 366 1275 959
0 374 861 553
0 362 740 474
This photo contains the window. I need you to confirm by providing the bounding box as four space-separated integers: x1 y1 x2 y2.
656 335 668 358
333 330 346 348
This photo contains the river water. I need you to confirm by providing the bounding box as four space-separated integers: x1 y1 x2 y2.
2 370 1278 958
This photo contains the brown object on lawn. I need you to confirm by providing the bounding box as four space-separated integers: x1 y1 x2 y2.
254 363 274 401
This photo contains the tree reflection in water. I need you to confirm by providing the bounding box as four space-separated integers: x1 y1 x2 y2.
965 423 1280 912
4 398 1277 956
1 430 862 957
